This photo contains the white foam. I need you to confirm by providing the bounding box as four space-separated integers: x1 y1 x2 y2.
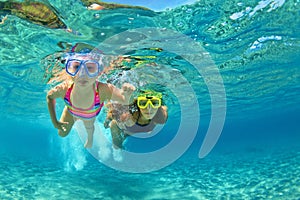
75 119 124 163
93 122 111 161
112 148 123 162
61 122 88 171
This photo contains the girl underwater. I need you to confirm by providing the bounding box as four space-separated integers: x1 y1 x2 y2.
46 46 135 148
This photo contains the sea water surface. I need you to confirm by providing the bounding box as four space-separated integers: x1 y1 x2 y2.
0 0 300 199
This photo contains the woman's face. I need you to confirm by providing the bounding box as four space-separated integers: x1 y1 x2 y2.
137 95 162 119
140 105 159 120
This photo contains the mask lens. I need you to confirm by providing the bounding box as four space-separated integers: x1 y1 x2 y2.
150 99 161 108
66 60 81 76
84 60 100 77
85 61 98 73
138 99 148 108
137 97 162 109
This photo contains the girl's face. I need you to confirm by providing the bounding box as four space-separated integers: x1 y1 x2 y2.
67 55 101 87
73 66 98 87
140 106 159 120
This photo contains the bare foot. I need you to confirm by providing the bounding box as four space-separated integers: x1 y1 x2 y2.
84 133 94 148
84 125 94 148
84 139 93 148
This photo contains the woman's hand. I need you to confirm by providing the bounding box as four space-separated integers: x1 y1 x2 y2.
119 112 135 127
121 83 135 96
119 112 131 122
121 83 136 104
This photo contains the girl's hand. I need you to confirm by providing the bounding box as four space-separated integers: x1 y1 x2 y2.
109 83 135 104
54 121 69 132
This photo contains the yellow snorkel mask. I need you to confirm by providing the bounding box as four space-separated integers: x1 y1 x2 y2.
137 90 162 109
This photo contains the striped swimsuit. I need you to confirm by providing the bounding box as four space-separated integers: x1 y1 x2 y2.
64 82 103 119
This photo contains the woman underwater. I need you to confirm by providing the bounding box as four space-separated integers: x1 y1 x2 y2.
105 90 168 149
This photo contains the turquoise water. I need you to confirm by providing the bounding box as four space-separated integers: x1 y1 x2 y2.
1 0 300 199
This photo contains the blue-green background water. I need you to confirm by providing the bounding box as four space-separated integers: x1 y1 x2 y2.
0 0 300 199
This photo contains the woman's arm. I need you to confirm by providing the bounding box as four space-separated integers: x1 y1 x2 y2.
154 106 168 124
106 104 136 129
118 112 136 128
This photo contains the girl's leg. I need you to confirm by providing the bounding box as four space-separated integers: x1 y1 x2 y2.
83 119 95 148
58 107 75 137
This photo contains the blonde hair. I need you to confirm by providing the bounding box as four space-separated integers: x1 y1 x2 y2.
47 69 72 85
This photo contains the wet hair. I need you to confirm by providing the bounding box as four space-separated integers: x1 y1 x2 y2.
137 89 162 99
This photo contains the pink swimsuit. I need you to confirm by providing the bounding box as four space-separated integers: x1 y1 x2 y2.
64 82 103 119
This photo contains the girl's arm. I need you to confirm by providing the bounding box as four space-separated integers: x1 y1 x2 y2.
46 83 67 128
100 83 135 105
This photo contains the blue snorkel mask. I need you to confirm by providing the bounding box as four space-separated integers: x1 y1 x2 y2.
64 44 104 77
65 58 103 78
